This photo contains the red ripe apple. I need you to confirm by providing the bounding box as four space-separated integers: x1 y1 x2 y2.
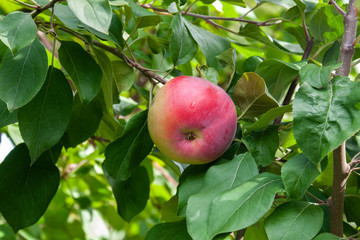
147 76 237 164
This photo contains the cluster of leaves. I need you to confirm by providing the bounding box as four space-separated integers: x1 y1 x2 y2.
0 0 360 239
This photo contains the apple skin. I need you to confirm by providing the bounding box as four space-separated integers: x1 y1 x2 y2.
148 76 237 164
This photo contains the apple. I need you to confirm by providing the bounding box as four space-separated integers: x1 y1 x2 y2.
147 76 238 164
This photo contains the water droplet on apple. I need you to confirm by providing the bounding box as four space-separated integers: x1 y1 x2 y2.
190 102 196 109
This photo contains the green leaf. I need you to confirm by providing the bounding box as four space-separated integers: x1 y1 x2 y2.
281 154 320 200
293 76 360 164
313 233 341 240
243 125 279 167
97 111 124 141
160 196 182 222
293 0 317 12
184 20 231 68
244 221 269 240
147 36 162 54
110 0 129 6
239 24 276 48
0 99 17 128
0 11 37 54
273 39 303 55
243 56 264 73
283 25 306 50
308 5 343 43
0 144 59 232
177 164 209 216
233 72 279 119
104 166 149 222
257 0 296 8
133 50 151 62
18 68 73 164
207 172 284 239
103 110 154 181
62 94 103 148
256 59 303 101
145 220 191 240
264 201 323 240
84 14 124 48
217 48 236 88
198 66 219 84
282 7 306 49
187 153 258 240
344 196 360 225
245 105 292 133
0 224 16 240
54 4 81 29
322 41 340 66
58 41 102 103
0 40 8 63
114 96 138 116
220 0 245 7
199 0 215 4
93 49 114 114
0 39 48 111
112 61 135 93
169 14 198 66
298 63 341 89
127 0 161 28
67 0 112 34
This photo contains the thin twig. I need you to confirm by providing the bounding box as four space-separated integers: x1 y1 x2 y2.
348 152 360 170
351 167 360 172
57 26 167 84
182 11 281 26
306 191 327 205
238 4 261 20
163 66 175 79
125 20 141 43
273 8 314 125
48 6 57 66
352 34 360 47
141 4 283 26
123 37 144 52
258 18 282 26
352 58 360 66
152 161 178 187
329 0 346 16
31 0 62 18
30 0 39 6
302 11 311 42
311 41 333 60
123 39 137 62
13 0 37 9
184 0 198 14
206 19 238 34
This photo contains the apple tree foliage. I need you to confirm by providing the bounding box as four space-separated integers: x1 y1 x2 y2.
0 0 359 239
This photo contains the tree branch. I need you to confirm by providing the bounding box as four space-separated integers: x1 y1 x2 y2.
13 0 38 9
57 27 167 85
329 0 346 17
141 4 283 27
329 0 358 236
274 11 314 125
330 143 348 236
31 0 62 18
91 40 168 84
235 229 246 240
